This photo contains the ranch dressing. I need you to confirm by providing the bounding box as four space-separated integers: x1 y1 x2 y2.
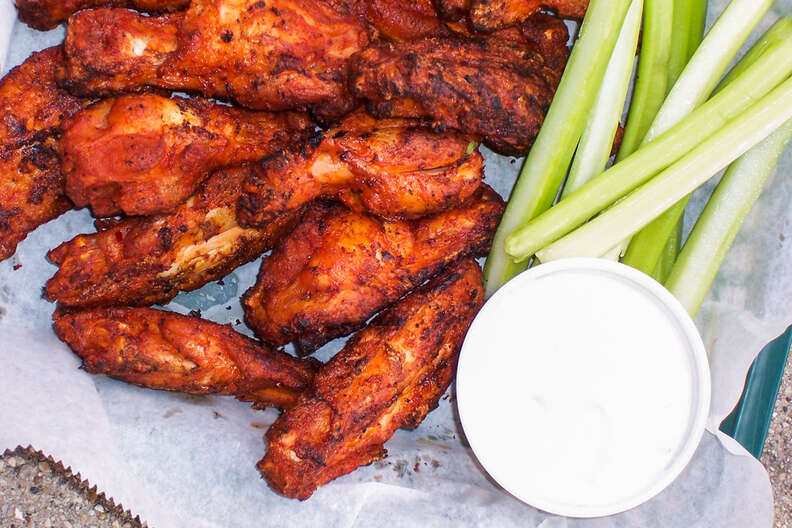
456 258 710 518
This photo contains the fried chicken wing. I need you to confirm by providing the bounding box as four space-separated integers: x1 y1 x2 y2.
14 0 188 31
46 166 298 308
350 23 569 156
470 0 588 31
238 110 482 228
0 47 85 262
328 0 451 40
62 94 314 217
242 185 503 353
260 258 484 499
53 307 321 409
62 0 373 120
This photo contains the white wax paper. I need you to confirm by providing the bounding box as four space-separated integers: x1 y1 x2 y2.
1 1 789 525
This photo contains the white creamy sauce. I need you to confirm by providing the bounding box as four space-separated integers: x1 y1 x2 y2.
457 260 708 517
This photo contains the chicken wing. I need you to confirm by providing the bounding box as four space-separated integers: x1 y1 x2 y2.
46 166 298 308
53 307 321 409
327 0 451 40
0 46 85 262
470 0 588 31
238 110 482 228
62 94 313 217
14 0 188 31
260 258 484 499
349 21 569 156
61 0 373 120
242 185 503 353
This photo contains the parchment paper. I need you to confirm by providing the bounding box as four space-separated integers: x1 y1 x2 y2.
1 1 789 525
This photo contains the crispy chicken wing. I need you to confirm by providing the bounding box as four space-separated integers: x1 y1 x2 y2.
350 21 569 156
14 0 188 31
470 0 588 31
46 166 298 308
327 0 451 40
53 307 320 409
62 0 373 120
0 47 85 262
62 94 313 217
238 110 482 227
260 258 484 499
242 185 503 353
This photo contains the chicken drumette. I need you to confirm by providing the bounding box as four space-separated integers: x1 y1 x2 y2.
260 258 484 499
242 185 503 354
61 0 373 120
0 46 85 262
54 307 320 409
62 94 313 216
46 166 298 308
349 17 569 155
238 110 483 227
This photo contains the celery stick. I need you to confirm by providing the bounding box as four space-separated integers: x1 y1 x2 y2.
687 0 708 61
717 18 792 92
653 220 681 282
616 0 673 161
622 18 792 274
562 0 643 198
666 120 792 316
645 0 773 142
534 77 792 263
482 0 631 298
667 0 708 103
504 36 792 263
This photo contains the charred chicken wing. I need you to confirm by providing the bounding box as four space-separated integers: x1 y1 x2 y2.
242 185 503 353
62 0 373 120
350 23 569 155
14 0 189 31
260 258 484 499
62 94 313 217
46 166 298 308
470 0 588 32
238 110 483 227
0 47 85 262
53 307 320 409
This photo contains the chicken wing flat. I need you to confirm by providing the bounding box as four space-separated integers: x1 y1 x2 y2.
327 0 451 40
62 94 314 217
0 46 85 262
350 21 569 156
470 0 588 31
14 0 188 31
46 166 298 308
238 110 482 228
53 307 321 409
62 0 373 120
260 258 484 499
242 185 503 353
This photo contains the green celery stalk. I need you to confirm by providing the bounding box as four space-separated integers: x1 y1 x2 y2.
504 35 792 263
623 17 792 275
666 120 792 316
644 0 773 142
653 219 681 282
686 0 708 61
482 0 631 298
534 76 792 263
717 18 792 92
562 0 643 198
616 0 673 161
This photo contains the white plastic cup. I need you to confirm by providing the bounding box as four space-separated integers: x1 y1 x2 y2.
456 258 711 518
